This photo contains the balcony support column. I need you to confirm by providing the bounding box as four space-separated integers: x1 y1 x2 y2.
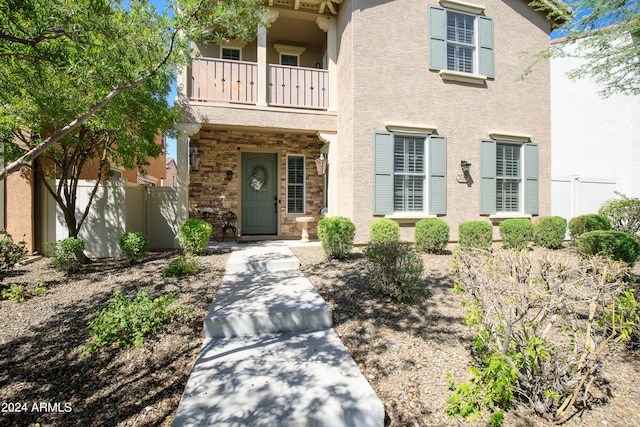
316 16 337 112
175 122 201 247
257 10 279 107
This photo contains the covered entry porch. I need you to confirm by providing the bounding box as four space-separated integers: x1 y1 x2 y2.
183 127 329 241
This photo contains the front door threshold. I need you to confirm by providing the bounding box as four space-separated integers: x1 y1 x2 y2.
240 235 280 242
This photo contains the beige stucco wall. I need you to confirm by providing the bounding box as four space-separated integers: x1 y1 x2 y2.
189 128 326 239
332 0 552 243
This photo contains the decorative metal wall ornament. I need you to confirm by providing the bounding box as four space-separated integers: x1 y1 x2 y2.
248 165 268 192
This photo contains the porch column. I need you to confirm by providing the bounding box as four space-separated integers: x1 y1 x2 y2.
175 122 201 247
316 16 337 112
317 131 337 215
257 10 280 107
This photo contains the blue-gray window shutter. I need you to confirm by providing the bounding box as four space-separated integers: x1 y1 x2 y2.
524 143 539 215
373 131 394 215
478 15 495 78
480 139 497 215
429 135 447 215
429 6 447 71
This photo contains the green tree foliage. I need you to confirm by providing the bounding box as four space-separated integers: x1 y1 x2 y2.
0 0 266 239
530 0 640 96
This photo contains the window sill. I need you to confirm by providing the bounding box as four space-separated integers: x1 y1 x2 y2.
489 213 532 225
385 213 437 224
439 70 487 85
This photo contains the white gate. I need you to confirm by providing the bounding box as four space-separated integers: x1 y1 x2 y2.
551 176 617 221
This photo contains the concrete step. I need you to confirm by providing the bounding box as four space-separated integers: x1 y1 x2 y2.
204 269 333 338
224 243 301 273
171 329 385 427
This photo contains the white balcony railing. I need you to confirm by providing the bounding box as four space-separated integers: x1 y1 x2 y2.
189 58 257 104
268 64 329 110
188 58 329 110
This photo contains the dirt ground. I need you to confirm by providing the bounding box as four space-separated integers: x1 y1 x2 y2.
1 244 639 426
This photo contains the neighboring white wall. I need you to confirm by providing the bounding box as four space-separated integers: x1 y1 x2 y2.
551 37 640 220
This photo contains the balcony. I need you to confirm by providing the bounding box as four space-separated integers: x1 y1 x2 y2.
188 58 329 111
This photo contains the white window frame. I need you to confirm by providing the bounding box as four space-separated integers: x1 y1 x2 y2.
274 43 306 67
220 47 242 61
495 142 522 214
280 53 299 67
393 134 428 214
446 10 478 74
286 154 306 214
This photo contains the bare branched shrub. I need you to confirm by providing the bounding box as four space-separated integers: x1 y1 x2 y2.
449 249 638 424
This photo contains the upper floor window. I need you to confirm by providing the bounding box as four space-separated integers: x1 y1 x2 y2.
280 54 299 67
447 11 475 74
429 2 494 81
221 47 241 61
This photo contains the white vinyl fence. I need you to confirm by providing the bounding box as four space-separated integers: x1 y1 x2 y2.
50 179 179 258
551 176 617 223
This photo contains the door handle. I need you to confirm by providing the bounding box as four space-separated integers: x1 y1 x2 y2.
274 196 278 214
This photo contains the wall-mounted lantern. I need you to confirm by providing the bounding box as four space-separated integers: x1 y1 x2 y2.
456 160 473 185
226 170 233 180
190 148 202 172
315 152 327 176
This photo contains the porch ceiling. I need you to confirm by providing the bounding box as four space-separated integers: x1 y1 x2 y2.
267 0 342 15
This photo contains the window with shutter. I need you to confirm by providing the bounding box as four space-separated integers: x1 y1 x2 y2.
429 4 494 79
373 132 447 216
287 155 305 214
480 139 539 216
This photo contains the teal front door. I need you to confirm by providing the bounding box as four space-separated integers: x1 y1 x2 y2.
242 152 278 235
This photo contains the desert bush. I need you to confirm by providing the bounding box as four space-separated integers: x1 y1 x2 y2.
598 192 640 235
533 216 567 249
162 256 200 277
0 233 27 276
317 216 355 260
499 219 533 251
178 218 212 255
49 237 85 273
568 214 610 240
119 231 149 264
1 282 46 303
364 241 423 301
415 218 449 253
85 290 186 352
459 221 493 250
448 249 638 424
575 230 640 264
369 219 400 243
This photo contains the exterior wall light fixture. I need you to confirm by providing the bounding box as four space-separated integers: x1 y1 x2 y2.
190 148 202 172
457 160 473 185
226 170 233 180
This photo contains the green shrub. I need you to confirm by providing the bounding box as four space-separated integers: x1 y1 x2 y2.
568 214 611 240
369 219 400 243
49 237 85 273
162 256 199 277
1 282 46 302
119 231 149 264
86 290 185 352
178 219 212 255
598 193 640 235
575 230 640 264
0 233 27 276
317 216 356 260
499 219 533 251
415 218 450 253
533 216 567 249
364 241 424 301
459 221 493 250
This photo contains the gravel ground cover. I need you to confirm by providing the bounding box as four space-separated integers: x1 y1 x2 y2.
0 243 639 426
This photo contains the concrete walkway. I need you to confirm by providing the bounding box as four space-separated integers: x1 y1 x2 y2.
172 241 384 427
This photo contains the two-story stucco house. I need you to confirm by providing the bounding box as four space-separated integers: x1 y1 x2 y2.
175 0 565 243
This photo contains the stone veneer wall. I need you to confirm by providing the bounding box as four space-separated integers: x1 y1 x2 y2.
189 129 325 239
